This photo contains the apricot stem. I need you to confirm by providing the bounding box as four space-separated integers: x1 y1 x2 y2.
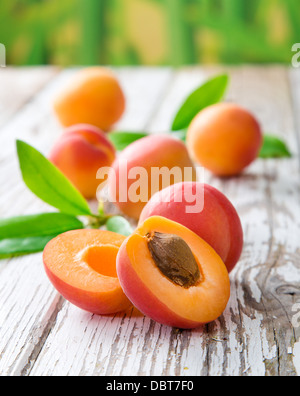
87 214 113 229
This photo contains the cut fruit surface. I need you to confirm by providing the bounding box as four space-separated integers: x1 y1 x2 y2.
117 216 230 329
43 229 132 315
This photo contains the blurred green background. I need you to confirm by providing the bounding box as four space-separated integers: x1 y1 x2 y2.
0 0 299 67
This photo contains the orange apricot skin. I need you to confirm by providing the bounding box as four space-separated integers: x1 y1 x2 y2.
108 135 197 220
44 266 131 316
139 182 244 274
49 124 116 199
43 230 132 316
187 103 263 176
53 67 125 132
116 217 231 329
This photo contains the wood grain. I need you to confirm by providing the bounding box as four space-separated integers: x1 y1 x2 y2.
0 67 59 129
0 66 300 376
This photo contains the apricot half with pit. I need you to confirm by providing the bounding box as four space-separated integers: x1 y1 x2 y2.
43 229 132 315
116 216 230 329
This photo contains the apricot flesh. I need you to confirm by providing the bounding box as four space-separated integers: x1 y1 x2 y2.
139 182 244 273
53 67 126 132
43 229 132 315
187 103 263 176
117 216 230 329
49 124 116 199
108 134 197 220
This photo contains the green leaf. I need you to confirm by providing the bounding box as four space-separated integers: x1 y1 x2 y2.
171 74 229 131
0 235 57 259
16 140 92 216
0 213 84 239
106 216 134 237
108 131 149 151
0 212 84 259
259 135 292 159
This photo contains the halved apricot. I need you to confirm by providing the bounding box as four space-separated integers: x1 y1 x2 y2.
117 216 230 329
43 229 132 315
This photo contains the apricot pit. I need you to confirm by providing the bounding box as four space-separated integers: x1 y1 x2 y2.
146 232 201 289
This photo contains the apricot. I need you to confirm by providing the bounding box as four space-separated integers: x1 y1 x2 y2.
117 216 230 329
187 103 263 176
139 182 243 273
108 135 197 220
43 229 132 315
53 67 126 131
49 124 116 199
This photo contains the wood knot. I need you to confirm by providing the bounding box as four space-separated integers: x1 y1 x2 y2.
276 284 300 296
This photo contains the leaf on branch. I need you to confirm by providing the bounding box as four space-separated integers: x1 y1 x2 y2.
171 74 229 131
0 212 84 258
16 140 92 216
108 131 149 151
259 135 292 159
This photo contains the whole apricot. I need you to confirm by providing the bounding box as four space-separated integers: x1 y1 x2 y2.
108 135 198 220
187 103 263 176
49 124 116 199
53 67 126 131
139 182 244 273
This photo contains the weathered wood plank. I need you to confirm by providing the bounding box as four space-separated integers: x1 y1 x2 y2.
28 68 225 377
0 67 174 376
30 66 300 377
288 67 300 374
218 66 300 376
28 68 179 377
0 69 72 376
0 67 59 129
1 66 300 377
138 65 300 376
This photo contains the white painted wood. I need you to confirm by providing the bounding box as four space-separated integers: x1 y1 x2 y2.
0 67 58 129
0 68 65 376
288 67 300 376
0 67 299 376
0 67 174 376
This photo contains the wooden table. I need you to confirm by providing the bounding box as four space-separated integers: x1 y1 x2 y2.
0 66 300 377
